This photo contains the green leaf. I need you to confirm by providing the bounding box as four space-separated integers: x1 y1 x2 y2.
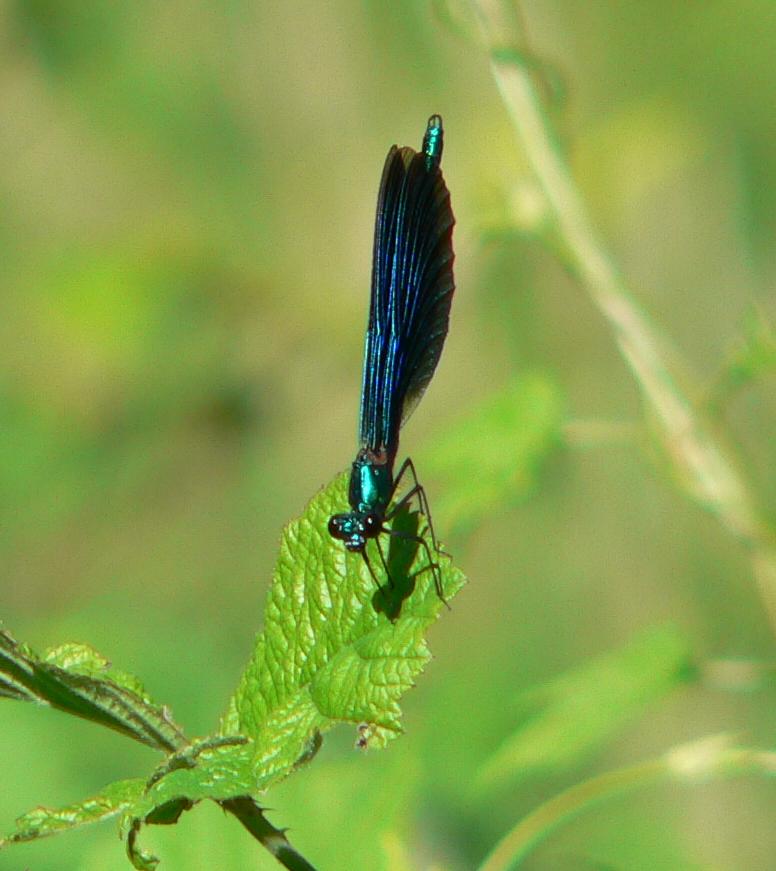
116 474 463 869
0 630 184 752
1 476 462 868
121 741 318 871
0 778 145 846
43 641 150 699
221 472 465 789
130 739 257 813
476 624 693 792
709 306 776 410
126 819 161 871
419 373 564 536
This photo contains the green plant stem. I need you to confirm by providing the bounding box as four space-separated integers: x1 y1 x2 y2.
471 0 776 633
221 798 319 871
477 758 664 871
476 737 776 871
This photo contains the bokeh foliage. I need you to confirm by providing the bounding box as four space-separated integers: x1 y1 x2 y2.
1 1 776 869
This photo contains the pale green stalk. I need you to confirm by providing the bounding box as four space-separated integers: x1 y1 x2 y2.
472 0 776 631
476 736 776 871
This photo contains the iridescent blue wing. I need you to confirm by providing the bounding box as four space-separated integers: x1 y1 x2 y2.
358 116 455 456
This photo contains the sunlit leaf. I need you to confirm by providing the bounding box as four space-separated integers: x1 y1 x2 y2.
222 473 465 785
109 475 463 866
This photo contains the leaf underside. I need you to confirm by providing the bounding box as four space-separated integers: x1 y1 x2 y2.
0 631 184 752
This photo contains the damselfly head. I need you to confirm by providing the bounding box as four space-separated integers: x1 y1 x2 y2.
328 511 382 552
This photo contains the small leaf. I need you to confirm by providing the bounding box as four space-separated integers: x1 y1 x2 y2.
708 306 776 410
0 629 184 752
121 745 312 871
126 818 161 871
43 641 150 699
419 372 564 536
222 473 465 789
0 778 145 846
476 624 693 792
724 307 776 386
125 741 255 824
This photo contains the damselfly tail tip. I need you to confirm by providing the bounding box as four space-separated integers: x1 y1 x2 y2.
422 114 444 169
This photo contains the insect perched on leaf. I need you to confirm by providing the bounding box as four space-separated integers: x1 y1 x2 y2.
328 115 455 600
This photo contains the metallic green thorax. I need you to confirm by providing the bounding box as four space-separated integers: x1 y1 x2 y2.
348 450 392 514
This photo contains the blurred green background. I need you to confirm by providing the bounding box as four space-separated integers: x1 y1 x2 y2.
1 1 775 869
